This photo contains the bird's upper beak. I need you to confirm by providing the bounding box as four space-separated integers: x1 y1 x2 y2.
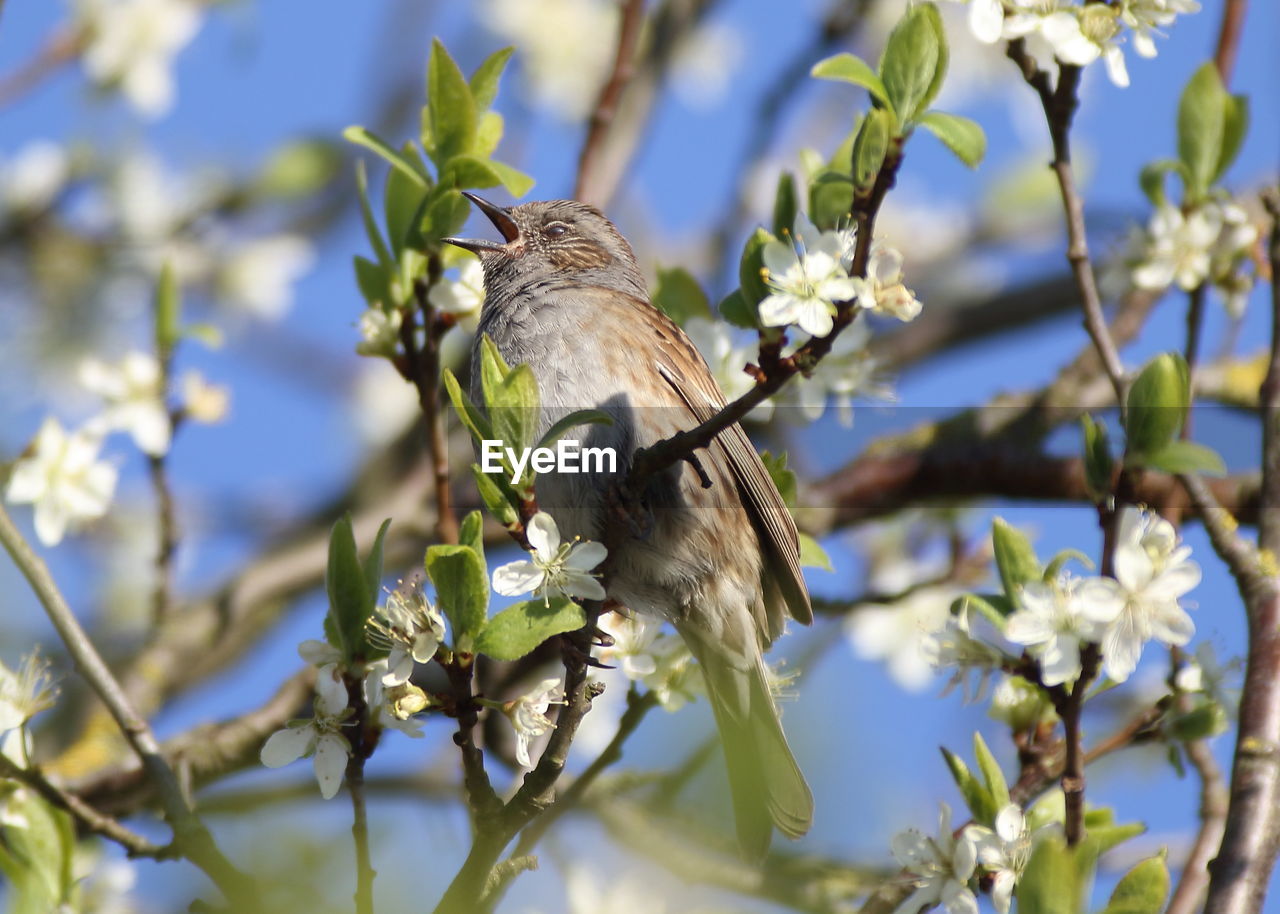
442 192 520 255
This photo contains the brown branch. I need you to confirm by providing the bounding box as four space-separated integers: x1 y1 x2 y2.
575 0 647 206
406 272 458 546
0 755 168 859
0 27 82 108
1213 0 1248 83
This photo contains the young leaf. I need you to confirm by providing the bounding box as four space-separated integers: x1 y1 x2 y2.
718 289 759 329
1177 62 1227 197
879 2 944 124
1100 854 1170 914
1141 439 1227 476
973 732 1010 812
424 39 478 166
917 111 986 167
362 519 393 612
471 464 520 526
1017 835 1083 914
941 746 995 825
810 52 891 109
490 363 541 459
425 544 490 648
326 514 372 657
799 532 833 571
808 168 855 231
1215 93 1249 182
353 255 388 306
343 126 429 190
653 266 712 324
473 597 587 661
739 227 775 307
384 151 430 257
760 451 798 508
459 510 486 562
953 593 1015 630
535 409 615 451
443 368 494 443
852 107 892 192
1081 414 1114 501
356 160 392 267
1124 352 1189 458
469 46 514 111
154 261 181 353
421 187 473 242
485 159 535 197
992 518 1042 601
1137 159 1185 208
772 171 798 239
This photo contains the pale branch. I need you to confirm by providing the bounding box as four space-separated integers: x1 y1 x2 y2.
1202 192 1280 914
1167 735 1230 914
0 755 168 859
0 503 253 903
575 0 647 206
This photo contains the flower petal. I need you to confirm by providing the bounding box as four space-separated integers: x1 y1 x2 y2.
313 733 349 799
525 512 560 559
493 560 544 597
260 726 313 768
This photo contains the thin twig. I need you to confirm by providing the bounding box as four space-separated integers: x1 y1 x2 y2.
0 27 82 108
1212 0 1248 83
1167 732 1230 914
345 679 378 914
148 328 182 626
0 755 169 859
407 271 459 546
0 504 253 903
575 0 647 206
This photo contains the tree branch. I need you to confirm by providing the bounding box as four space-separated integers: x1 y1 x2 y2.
576 0 647 206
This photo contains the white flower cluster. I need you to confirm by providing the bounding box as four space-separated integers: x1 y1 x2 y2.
357 257 485 359
5 351 228 546
893 802 1039 914
1114 199 1260 317
596 611 703 712
956 0 1199 87
74 0 203 117
0 649 58 767
759 217 923 338
922 506 1200 691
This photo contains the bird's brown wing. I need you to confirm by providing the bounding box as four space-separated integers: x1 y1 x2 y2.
626 297 814 636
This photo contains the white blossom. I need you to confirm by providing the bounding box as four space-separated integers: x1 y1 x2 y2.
366 581 445 686
0 141 69 214
849 244 924 322
5 418 117 546
297 639 343 669
759 231 859 338
0 649 58 736
259 664 351 799
964 804 1033 914
362 660 428 737
922 606 1006 702
427 257 485 321
998 1 1130 87
1131 203 1223 291
596 611 662 679
1120 0 1201 58
783 319 887 426
356 308 403 358
1090 505 1200 682
76 0 202 117
847 586 958 692
892 803 980 914
504 677 564 767
492 512 607 603
180 371 230 424
1005 575 1123 686
683 317 773 422
1209 202 1260 317
218 235 315 320
80 351 171 456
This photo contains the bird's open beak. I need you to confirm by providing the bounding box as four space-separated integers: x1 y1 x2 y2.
442 192 520 254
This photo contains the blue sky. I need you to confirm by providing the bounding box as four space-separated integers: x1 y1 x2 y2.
1 0 1278 910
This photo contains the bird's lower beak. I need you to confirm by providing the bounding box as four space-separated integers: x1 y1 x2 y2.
442 192 520 255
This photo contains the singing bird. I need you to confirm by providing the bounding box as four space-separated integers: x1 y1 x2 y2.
446 193 813 853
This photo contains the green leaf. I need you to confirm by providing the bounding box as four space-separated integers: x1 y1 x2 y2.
1141 439 1227 476
851 107 892 192
424 38 478 166
799 532 833 571
469 46 514 111
953 593 1015 630
811 52 891 109
1124 352 1189 458
879 2 944 124
1086 820 1147 857
474 110 505 158
354 255 388 305
917 3 949 121
459 510 486 561
3 787 75 902
425 544 490 648
807 168 855 230
917 111 986 167
384 151 431 256
1215 93 1249 181
1081 414 1114 500
153 260 181 353
739 227 775 307
421 187 473 242
718 289 758 329
1177 63 1227 197
973 732 1010 813
992 518 1042 601
1137 160 1186 208
441 155 534 197
443 368 494 443
474 597 587 661
356 160 391 267
535 409 614 451
1017 835 1083 914
326 514 374 658
0 841 56 914
941 746 995 825
471 463 520 526
1167 698 1229 740
1101 854 1170 914
1044 548 1093 581
362 519 392 612
343 126 429 190
760 451 797 508
653 266 712 325
772 171 798 239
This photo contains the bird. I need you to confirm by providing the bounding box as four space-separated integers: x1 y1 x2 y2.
445 192 814 854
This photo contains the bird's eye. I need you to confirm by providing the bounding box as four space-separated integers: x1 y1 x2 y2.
544 222 569 238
